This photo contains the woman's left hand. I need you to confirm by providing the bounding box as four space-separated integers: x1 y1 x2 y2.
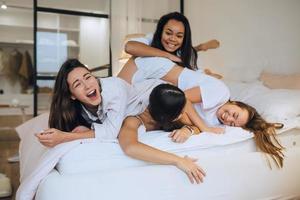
35 128 66 148
168 127 192 143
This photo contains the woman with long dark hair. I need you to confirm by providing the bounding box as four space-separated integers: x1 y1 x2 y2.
118 12 221 80
36 59 129 147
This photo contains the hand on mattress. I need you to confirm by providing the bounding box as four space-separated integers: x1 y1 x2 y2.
35 128 66 148
176 155 206 184
168 126 192 143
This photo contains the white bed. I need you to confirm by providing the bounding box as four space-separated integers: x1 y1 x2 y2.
16 80 300 200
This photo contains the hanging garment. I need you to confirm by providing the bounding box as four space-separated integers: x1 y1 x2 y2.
10 49 23 84
0 49 12 76
18 51 34 93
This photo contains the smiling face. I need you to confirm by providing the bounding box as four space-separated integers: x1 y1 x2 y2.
216 103 250 127
67 67 101 109
161 19 185 53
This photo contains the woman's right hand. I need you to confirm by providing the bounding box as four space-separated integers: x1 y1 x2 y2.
35 128 66 147
175 156 206 184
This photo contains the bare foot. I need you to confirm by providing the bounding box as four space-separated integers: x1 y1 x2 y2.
202 39 220 51
204 68 223 79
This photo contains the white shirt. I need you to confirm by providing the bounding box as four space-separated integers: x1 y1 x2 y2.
129 33 154 46
178 68 230 126
126 79 166 116
133 57 174 84
81 77 130 141
81 77 164 141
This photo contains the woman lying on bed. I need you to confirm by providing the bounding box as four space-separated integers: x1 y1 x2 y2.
36 58 130 147
118 83 206 184
117 57 285 168
118 11 222 79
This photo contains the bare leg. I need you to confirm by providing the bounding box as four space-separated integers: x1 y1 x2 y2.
117 58 138 84
161 65 183 86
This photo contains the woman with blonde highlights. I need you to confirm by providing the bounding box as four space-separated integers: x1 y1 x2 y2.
234 101 284 168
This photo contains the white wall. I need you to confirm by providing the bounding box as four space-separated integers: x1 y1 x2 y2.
186 0 300 81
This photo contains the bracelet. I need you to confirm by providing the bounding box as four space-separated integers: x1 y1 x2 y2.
183 125 195 136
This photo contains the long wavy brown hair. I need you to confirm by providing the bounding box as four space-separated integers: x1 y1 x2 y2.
230 101 284 168
49 59 91 132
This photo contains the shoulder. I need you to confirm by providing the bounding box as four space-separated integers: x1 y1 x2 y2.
100 77 130 93
129 33 153 45
135 56 175 68
100 76 129 86
122 116 142 129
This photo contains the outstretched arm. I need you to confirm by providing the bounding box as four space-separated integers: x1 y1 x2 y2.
118 116 206 184
125 41 181 62
35 128 94 147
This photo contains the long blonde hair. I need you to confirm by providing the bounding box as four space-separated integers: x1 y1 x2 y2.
230 101 284 168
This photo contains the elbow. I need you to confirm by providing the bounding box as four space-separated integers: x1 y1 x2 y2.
120 143 137 157
122 145 135 156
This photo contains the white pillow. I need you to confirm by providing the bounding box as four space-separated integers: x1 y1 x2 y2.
247 89 300 122
227 81 300 122
16 113 49 181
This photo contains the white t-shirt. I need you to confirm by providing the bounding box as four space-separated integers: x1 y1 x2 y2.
178 68 230 126
133 57 230 126
129 33 154 46
81 77 130 141
133 57 174 83
81 77 165 141
126 79 166 117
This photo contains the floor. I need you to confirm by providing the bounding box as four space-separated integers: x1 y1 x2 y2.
0 115 32 200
